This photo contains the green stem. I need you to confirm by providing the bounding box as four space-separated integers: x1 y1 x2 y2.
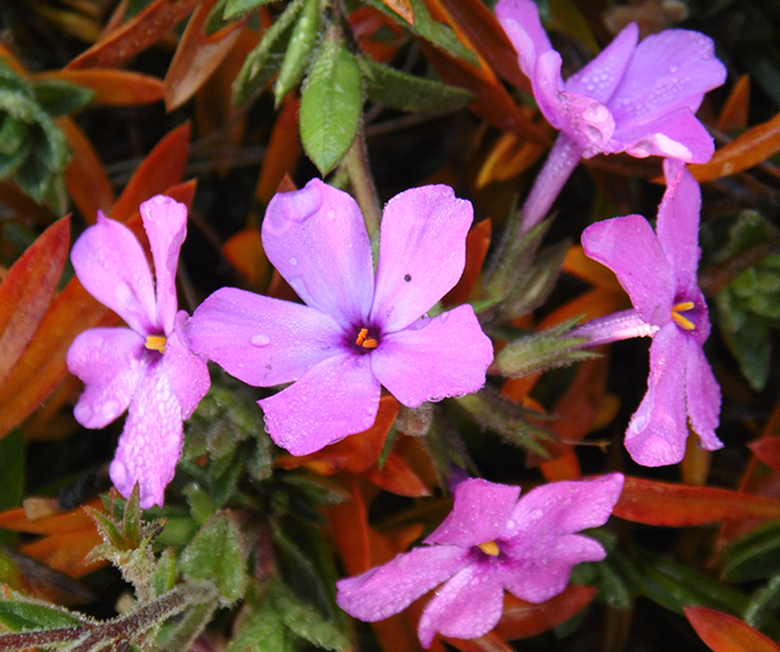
342 128 381 243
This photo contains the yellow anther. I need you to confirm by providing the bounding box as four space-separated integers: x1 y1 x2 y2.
477 541 500 556
672 301 696 331
356 328 379 349
145 335 167 354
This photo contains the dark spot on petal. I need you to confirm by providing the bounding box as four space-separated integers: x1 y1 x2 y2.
404 274 412 282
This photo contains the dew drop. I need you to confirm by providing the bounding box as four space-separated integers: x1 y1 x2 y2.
251 333 271 347
669 64 678 73
289 257 298 266
530 508 543 520
102 399 120 420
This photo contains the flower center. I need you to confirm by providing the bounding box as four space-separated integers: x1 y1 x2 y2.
355 328 379 350
477 540 500 556
671 301 696 331
145 335 167 354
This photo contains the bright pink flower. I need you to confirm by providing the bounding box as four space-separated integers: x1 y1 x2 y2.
187 180 493 456
336 474 624 648
496 0 727 231
579 159 722 465
67 196 210 508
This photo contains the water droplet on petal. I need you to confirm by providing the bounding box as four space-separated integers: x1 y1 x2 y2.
530 508 543 520
251 333 271 347
289 257 298 266
669 64 678 73
102 400 120 420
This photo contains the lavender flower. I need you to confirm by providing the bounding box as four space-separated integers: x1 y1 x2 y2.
578 159 722 466
67 196 210 509
187 180 493 456
336 474 624 648
496 0 727 232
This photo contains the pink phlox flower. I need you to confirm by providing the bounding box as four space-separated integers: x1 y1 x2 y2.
67 196 211 509
186 179 493 456
580 158 723 466
496 0 726 162
336 474 625 648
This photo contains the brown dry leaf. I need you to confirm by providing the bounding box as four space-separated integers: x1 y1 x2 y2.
717 74 750 131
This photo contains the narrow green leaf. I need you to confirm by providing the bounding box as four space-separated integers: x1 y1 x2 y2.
224 0 277 20
299 36 362 175
358 56 473 112
0 600 85 631
721 519 780 582
180 511 247 604
271 580 349 650
228 598 292 652
32 79 94 116
232 0 304 105
153 548 177 597
274 0 319 106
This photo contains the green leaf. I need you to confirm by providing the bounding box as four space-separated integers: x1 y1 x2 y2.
274 0 319 106
185 483 218 526
271 580 349 650
0 600 85 631
153 548 177 597
358 56 473 112
0 114 28 155
229 597 293 652
299 36 362 175
721 519 780 582
180 511 247 604
224 0 277 20
493 319 597 378
32 79 94 116
232 0 304 105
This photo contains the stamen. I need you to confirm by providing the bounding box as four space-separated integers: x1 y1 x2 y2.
477 541 500 556
355 328 379 349
145 335 167 354
672 302 696 331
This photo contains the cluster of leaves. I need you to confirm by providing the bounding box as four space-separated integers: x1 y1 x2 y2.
1 0 780 651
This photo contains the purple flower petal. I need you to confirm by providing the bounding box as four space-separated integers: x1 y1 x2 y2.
505 474 625 541
418 562 504 648
259 352 381 455
607 107 715 162
370 305 493 408
336 545 471 622
581 214 674 326
533 52 615 155
109 362 183 509
501 533 607 603
625 325 689 465
565 23 638 103
187 287 344 387
685 336 724 452
656 159 703 293
425 478 520 547
71 214 157 335
67 327 145 429
609 29 727 126
164 311 211 419
140 196 188 335
262 179 374 326
371 186 473 332
495 0 553 79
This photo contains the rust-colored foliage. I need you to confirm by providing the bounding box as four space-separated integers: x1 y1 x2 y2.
685 607 780 652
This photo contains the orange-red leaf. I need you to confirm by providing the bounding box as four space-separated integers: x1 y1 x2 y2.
67 0 201 69
164 0 247 111
223 228 269 289
494 586 597 640
685 607 780 652
690 110 780 182
749 438 780 474
0 217 69 391
61 117 115 220
110 122 191 223
257 98 302 205
0 500 101 535
38 69 164 105
614 476 780 526
423 0 529 91
443 632 516 652
419 40 549 147
444 219 491 306
381 0 415 25
20 530 106 579
717 74 750 131
365 452 431 497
